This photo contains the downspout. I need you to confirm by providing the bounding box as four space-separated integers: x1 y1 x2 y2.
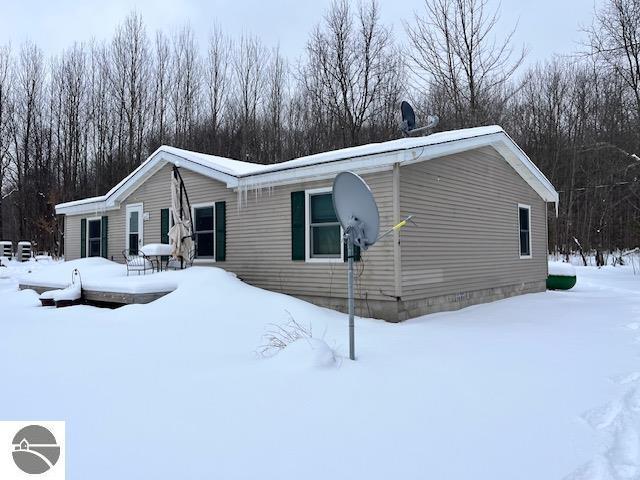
392 162 402 307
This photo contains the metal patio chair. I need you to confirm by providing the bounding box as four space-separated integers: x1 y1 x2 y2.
122 249 154 275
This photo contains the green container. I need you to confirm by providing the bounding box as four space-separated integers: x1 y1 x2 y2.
547 274 577 290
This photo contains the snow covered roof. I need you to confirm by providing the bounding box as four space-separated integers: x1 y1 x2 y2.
55 125 558 215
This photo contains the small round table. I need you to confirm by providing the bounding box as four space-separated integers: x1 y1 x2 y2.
140 243 173 272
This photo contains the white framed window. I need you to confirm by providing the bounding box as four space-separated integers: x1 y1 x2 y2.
305 187 343 263
87 216 102 258
518 204 532 259
192 202 215 260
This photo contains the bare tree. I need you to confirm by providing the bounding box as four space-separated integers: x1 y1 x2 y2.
264 47 289 162
151 31 172 146
405 0 526 127
204 27 231 151
110 12 151 169
170 24 201 147
584 0 640 121
232 34 267 160
0 44 12 238
10 42 48 243
303 0 397 146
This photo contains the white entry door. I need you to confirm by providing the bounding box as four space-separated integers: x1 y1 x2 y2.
126 203 144 255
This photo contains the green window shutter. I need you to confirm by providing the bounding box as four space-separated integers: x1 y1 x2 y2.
161 208 170 244
215 202 226 261
291 191 305 260
343 240 361 262
80 218 87 258
101 216 108 258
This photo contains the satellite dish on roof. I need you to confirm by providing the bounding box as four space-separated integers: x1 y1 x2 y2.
400 100 439 137
401 101 416 132
332 172 380 251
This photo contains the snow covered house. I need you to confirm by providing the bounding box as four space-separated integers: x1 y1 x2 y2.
54 126 558 321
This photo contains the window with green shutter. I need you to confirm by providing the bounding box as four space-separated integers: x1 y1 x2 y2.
160 208 170 262
215 202 226 261
291 191 305 260
80 218 87 258
101 216 108 258
161 208 169 244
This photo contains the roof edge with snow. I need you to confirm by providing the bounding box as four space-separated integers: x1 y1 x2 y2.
55 126 559 215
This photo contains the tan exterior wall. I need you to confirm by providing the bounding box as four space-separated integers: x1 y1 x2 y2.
63 145 551 320
398 146 548 306
64 164 396 308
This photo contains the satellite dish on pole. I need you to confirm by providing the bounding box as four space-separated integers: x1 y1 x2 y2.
332 172 380 360
333 172 380 251
400 100 439 136
332 172 416 358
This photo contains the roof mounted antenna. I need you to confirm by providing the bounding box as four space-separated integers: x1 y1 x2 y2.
400 101 439 137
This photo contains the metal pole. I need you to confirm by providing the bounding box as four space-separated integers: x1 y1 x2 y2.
348 238 355 360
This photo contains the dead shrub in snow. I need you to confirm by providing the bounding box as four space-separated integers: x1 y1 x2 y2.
257 310 313 358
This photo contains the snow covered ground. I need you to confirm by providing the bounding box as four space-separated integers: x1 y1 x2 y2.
0 258 638 479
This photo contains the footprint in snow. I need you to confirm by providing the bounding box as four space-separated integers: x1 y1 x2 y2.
563 455 613 480
613 372 640 385
627 322 640 330
583 401 623 430
618 374 640 385
606 419 640 479
626 387 640 412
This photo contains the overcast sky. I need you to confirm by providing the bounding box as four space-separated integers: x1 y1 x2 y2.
1 0 601 67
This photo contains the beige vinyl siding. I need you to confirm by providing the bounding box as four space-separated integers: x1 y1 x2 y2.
225 172 395 302
64 163 396 302
399 146 548 301
64 215 82 261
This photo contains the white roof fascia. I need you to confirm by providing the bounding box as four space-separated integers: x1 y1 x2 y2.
490 135 559 204
233 165 394 192
237 150 405 189
237 131 559 205
105 151 239 209
56 150 240 215
56 128 558 215
54 199 108 216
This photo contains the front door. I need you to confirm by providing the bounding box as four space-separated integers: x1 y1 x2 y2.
126 203 144 255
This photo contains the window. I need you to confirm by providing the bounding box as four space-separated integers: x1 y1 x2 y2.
87 218 102 257
307 189 342 261
193 204 215 259
518 204 531 258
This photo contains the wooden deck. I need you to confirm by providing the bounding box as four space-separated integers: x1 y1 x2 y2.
19 283 173 306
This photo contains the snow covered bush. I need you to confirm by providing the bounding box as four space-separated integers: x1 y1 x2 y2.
257 311 337 368
257 311 315 358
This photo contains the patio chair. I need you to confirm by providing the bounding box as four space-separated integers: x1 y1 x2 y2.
122 249 154 275
165 242 196 270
